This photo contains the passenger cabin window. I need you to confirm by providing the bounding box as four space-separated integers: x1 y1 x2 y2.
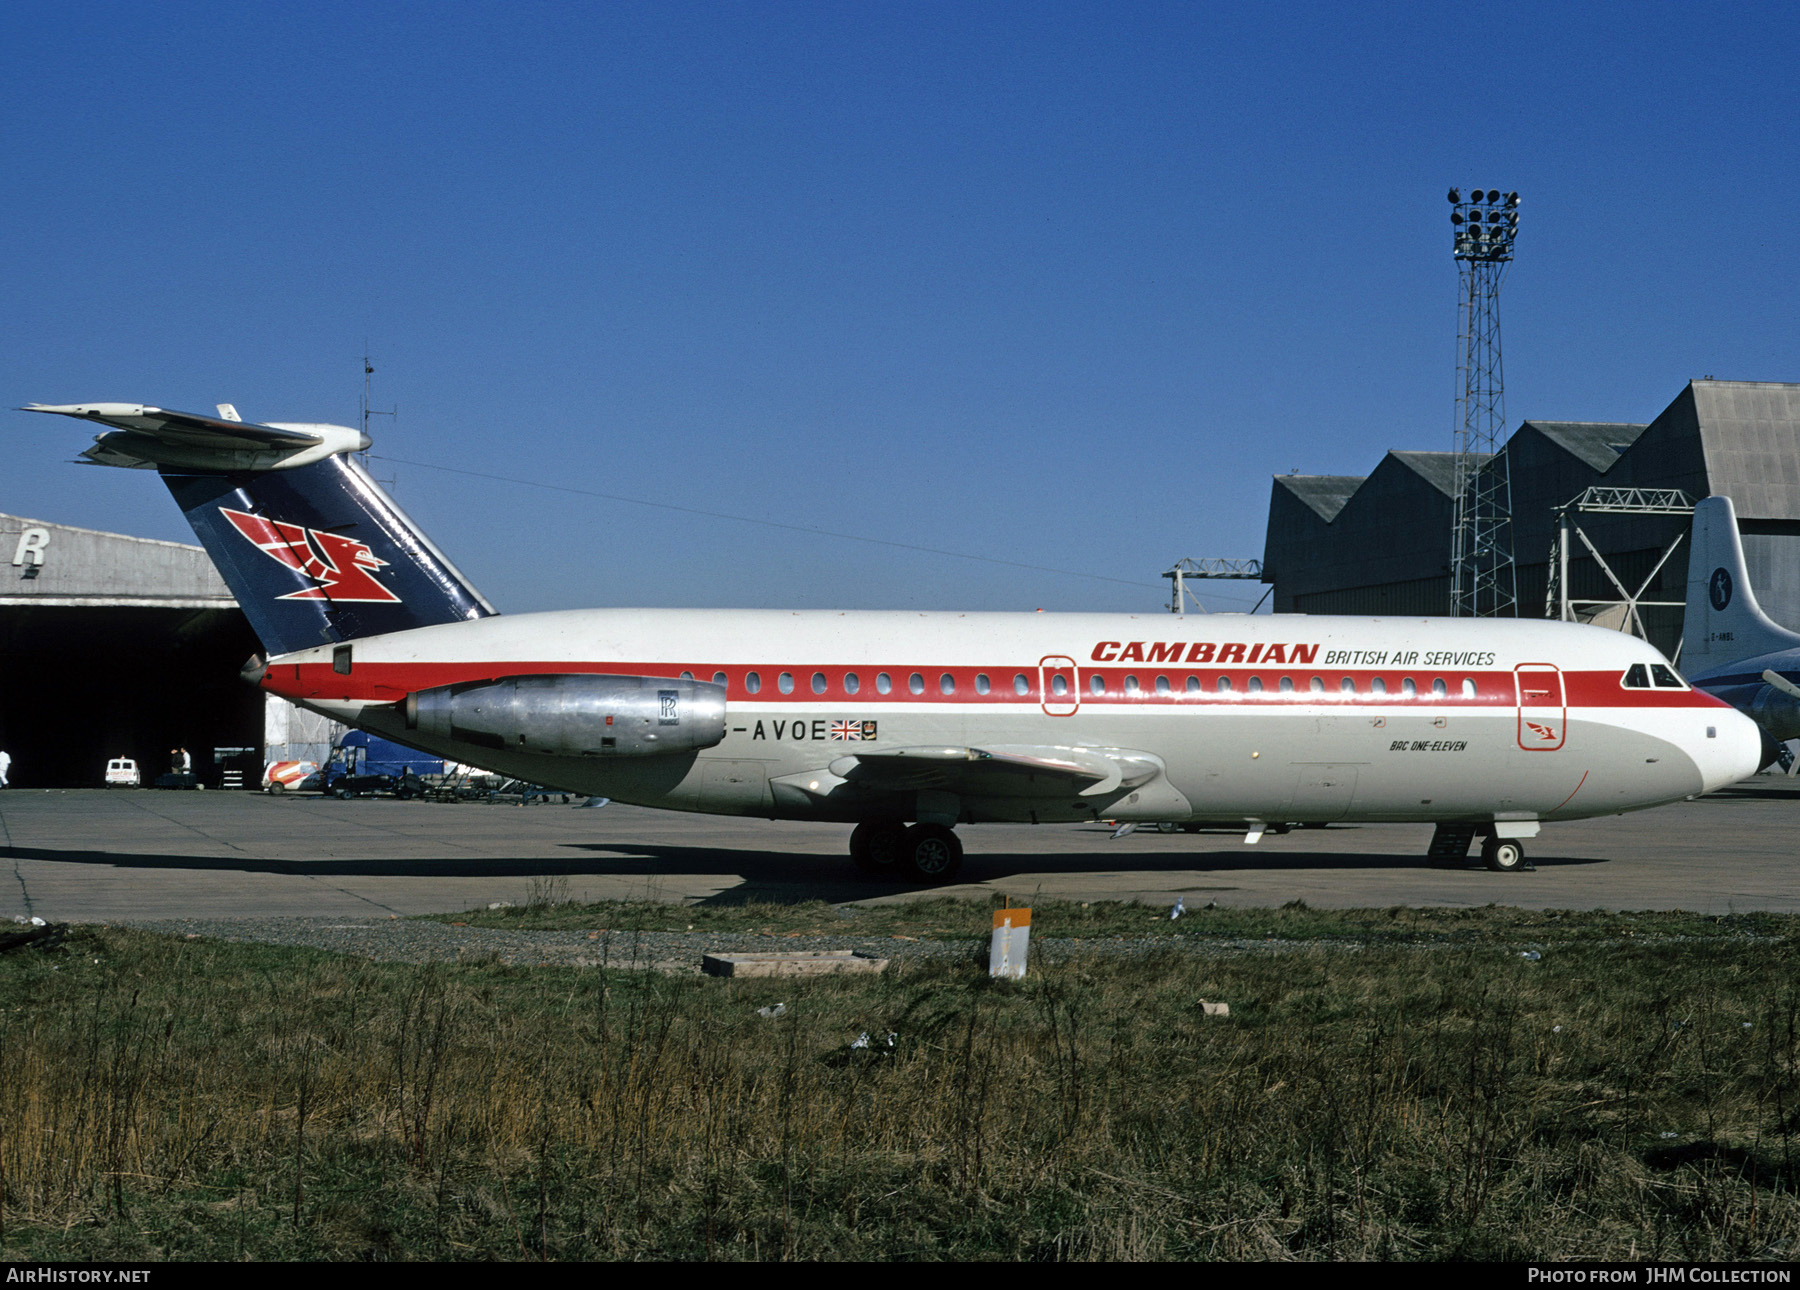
1217 676 1232 692
976 673 990 695
680 670 694 681
713 672 727 687
746 672 762 694
1247 677 1264 693
1091 674 1106 695
1013 673 1029 695
845 672 860 694
1185 676 1201 693
1155 676 1170 695
1651 664 1685 689
909 673 924 695
1051 675 1068 696
1462 678 1477 698
877 672 892 694
1371 677 1387 694
1622 664 1651 688
1432 678 1447 697
778 672 795 694
1402 678 1417 697
811 672 827 694
1278 676 1294 692
939 673 956 695
1124 675 1139 693
1310 677 1325 693
1341 677 1356 694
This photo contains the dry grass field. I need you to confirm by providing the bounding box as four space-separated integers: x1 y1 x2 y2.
0 900 1796 1260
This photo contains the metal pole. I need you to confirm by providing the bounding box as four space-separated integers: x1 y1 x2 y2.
1447 188 1520 618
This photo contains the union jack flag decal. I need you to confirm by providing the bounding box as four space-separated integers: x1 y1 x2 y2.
830 720 878 742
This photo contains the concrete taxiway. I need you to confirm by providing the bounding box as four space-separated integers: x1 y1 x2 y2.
0 784 1794 923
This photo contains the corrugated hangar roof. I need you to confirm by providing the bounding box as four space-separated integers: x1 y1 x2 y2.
1270 474 1365 522
1260 380 1800 635
0 511 234 608
1696 381 1800 517
1387 450 1476 498
1516 421 1648 473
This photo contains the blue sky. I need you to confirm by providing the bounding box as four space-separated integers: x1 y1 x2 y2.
5 2 1797 613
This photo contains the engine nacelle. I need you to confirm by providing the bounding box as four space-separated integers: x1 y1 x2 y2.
405 674 727 757
1750 683 1800 743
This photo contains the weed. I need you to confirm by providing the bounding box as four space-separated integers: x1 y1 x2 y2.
0 919 1795 1259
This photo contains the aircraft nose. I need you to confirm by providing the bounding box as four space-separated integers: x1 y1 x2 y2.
1699 707 1764 794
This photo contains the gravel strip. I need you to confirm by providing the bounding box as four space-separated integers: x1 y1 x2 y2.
111 917 1327 972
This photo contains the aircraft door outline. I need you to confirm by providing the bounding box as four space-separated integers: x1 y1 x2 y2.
1515 663 1566 751
1039 656 1080 717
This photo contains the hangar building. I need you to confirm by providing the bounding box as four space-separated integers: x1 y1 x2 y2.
1261 380 1800 656
0 512 330 788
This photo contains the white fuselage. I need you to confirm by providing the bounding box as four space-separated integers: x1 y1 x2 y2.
259 608 1761 830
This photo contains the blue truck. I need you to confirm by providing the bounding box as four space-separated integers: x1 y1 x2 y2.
323 731 446 798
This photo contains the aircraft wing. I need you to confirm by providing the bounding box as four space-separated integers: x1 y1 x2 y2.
22 403 366 471
825 744 1161 798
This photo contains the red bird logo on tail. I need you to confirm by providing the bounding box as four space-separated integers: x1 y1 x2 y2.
221 508 401 603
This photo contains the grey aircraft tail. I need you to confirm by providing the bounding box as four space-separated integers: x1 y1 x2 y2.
1680 495 1800 680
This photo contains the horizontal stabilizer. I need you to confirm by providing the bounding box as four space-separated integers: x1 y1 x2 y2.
27 397 493 652
23 402 368 473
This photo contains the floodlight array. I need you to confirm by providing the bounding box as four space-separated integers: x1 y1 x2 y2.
1447 187 1520 262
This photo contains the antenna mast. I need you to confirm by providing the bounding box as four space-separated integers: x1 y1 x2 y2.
358 345 397 486
1447 187 1521 618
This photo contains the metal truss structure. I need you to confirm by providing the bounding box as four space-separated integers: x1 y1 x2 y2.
1545 487 1695 651
1447 188 1521 618
1163 558 1265 615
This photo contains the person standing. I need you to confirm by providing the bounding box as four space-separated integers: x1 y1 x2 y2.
0 748 10 788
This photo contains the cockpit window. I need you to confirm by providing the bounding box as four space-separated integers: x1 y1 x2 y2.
1622 664 1650 689
1650 664 1685 689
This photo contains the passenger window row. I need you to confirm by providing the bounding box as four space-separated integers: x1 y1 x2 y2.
673 668 1488 700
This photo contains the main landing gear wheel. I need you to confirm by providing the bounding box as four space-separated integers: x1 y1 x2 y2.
1482 837 1529 872
850 821 907 874
902 824 963 883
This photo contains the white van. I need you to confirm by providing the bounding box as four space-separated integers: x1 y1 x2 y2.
104 758 141 788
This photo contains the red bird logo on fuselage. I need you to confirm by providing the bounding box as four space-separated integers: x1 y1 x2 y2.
220 508 401 603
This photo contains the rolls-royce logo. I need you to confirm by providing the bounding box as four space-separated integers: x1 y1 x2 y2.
1709 567 1733 612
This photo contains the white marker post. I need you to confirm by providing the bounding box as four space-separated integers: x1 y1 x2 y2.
989 906 1030 979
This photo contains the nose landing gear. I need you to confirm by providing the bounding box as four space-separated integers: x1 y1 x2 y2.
1481 837 1531 872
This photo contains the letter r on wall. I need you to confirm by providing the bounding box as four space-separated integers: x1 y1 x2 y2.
12 527 48 567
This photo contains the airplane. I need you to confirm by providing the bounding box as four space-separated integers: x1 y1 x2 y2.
24 400 1763 877
1678 494 1800 764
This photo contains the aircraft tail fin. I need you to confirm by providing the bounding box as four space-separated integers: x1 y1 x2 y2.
1681 495 1800 676
24 402 496 655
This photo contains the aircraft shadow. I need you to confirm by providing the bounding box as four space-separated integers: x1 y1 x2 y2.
2 838 1607 909
1709 784 1800 802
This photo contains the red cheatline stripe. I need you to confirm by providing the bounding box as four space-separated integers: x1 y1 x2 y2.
266 661 1729 712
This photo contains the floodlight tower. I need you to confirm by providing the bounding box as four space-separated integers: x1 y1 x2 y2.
1447 187 1521 617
